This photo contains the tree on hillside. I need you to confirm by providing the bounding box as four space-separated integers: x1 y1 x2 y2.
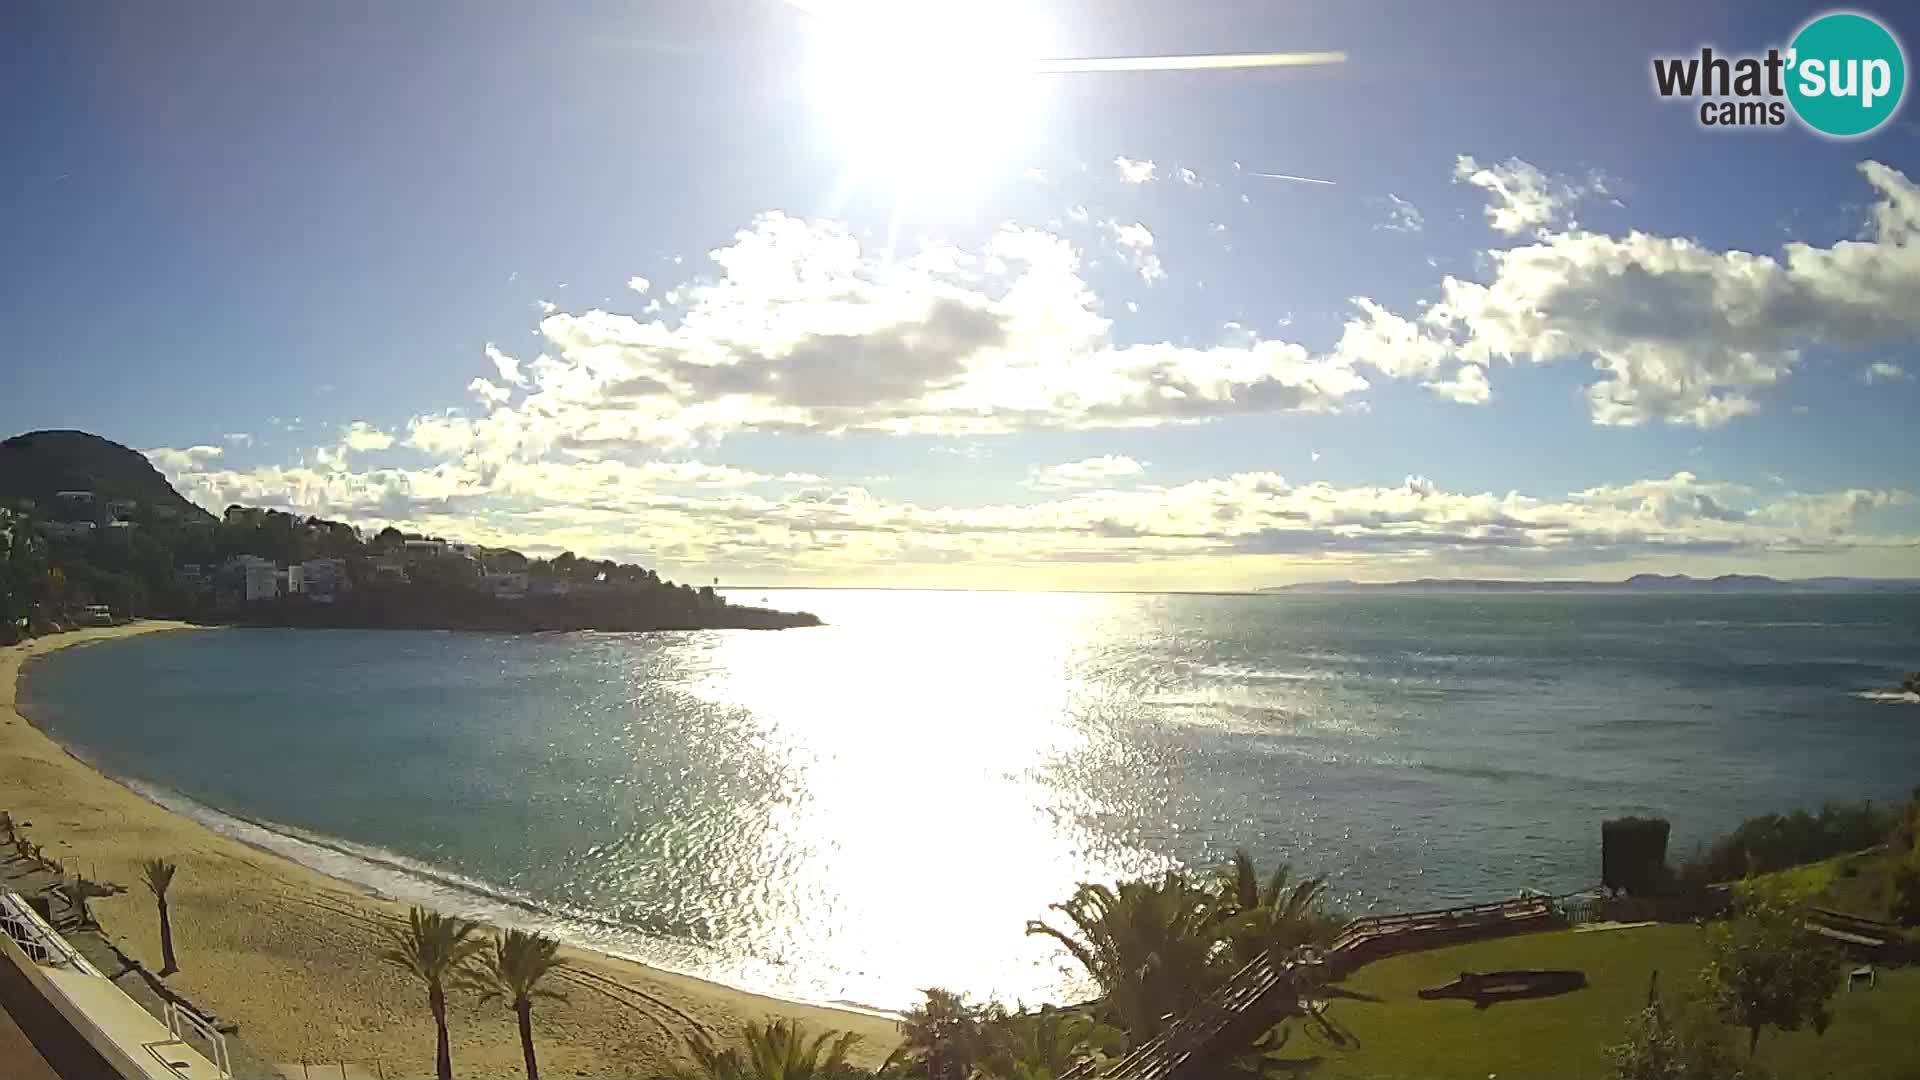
1698 894 1842 1056
380 907 488 1080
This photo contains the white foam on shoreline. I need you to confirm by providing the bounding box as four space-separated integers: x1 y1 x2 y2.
114 776 901 1016
1851 690 1920 704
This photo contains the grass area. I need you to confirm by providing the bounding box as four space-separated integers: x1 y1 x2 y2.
1750 848 1906 922
1299 925 1920 1080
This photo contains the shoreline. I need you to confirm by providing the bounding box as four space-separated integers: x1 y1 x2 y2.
3 623 902 1078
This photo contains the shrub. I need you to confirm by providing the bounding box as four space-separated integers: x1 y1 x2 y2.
1891 860 1920 928
1676 800 1899 886
1604 817 1672 897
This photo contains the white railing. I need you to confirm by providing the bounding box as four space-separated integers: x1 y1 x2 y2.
163 999 232 1078
0 891 102 974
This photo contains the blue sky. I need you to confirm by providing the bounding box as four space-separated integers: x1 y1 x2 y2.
4 0 1918 587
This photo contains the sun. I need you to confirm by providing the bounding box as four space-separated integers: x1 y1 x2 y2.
800 0 1053 206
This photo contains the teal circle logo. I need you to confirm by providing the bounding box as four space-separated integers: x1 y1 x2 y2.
1787 11 1906 137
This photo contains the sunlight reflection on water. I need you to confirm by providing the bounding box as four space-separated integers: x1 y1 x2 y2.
675 591 1171 1005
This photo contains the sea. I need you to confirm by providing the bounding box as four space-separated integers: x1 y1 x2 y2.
18 589 1920 1012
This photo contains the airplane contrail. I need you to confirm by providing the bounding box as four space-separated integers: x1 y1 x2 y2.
1247 171 1337 186
1027 51 1346 74
782 1 1345 74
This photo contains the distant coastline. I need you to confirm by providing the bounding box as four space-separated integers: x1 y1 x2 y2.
210 586 822 634
1264 573 1920 594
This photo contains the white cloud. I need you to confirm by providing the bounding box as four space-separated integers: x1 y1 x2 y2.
1114 156 1156 184
469 377 512 407
147 438 1920 581
1453 155 1608 237
627 276 651 295
1332 298 1453 378
1361 159 1920 427
1379 193 1425 234
486 343 527 387
1177 167 1201 187
221 432 253 447
1863 360 1909 382
144 445 223 472
1066 204 1090 224
341 421 395 452
1102 220 1166 284
1024 454 1146 490
500 212 1367 452
1423 363 1491 405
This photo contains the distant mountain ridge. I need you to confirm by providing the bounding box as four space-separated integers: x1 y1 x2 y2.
1266 574 1920 593
0 430 213 522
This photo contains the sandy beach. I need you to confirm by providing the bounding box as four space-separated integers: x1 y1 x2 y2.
2 623 902 1078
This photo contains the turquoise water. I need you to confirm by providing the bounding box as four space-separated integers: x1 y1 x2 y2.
19 590 1920 1009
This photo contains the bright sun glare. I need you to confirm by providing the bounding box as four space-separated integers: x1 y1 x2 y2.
801 0 1053 205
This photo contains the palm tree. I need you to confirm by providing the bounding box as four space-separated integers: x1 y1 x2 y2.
380 907 487 1080
139 858 180 975
977 1006 1126 1080
470 929 568 1080
1025 872 1226 1038
680 1019 861 1080
1210 850 1337 967
885 988 1004 1080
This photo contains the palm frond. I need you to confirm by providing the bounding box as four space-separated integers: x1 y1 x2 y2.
139 858 177 898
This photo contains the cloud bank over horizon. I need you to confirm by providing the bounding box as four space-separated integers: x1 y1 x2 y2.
138 153 1920 587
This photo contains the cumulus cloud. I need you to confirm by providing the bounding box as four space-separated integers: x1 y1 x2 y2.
627 276 651 295
1114 156 1156 184
1177 167 1201 187
1863 360 1909 383
1024 454 1146 490
1350 159 1920 427
221 432 253 447
479 212 1370 453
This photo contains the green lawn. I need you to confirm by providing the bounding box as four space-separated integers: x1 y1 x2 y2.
1751 848 1907 922
1295 925 1920 1080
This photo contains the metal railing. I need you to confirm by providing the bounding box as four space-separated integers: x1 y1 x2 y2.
163 999 233 1078
0 890 102 974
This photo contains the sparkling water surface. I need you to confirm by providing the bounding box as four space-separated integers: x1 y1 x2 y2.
21 590 1920 1009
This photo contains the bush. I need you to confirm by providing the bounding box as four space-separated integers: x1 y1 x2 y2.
1891 860 1920 927
1676 800 1898 886
1605 817 1672 897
